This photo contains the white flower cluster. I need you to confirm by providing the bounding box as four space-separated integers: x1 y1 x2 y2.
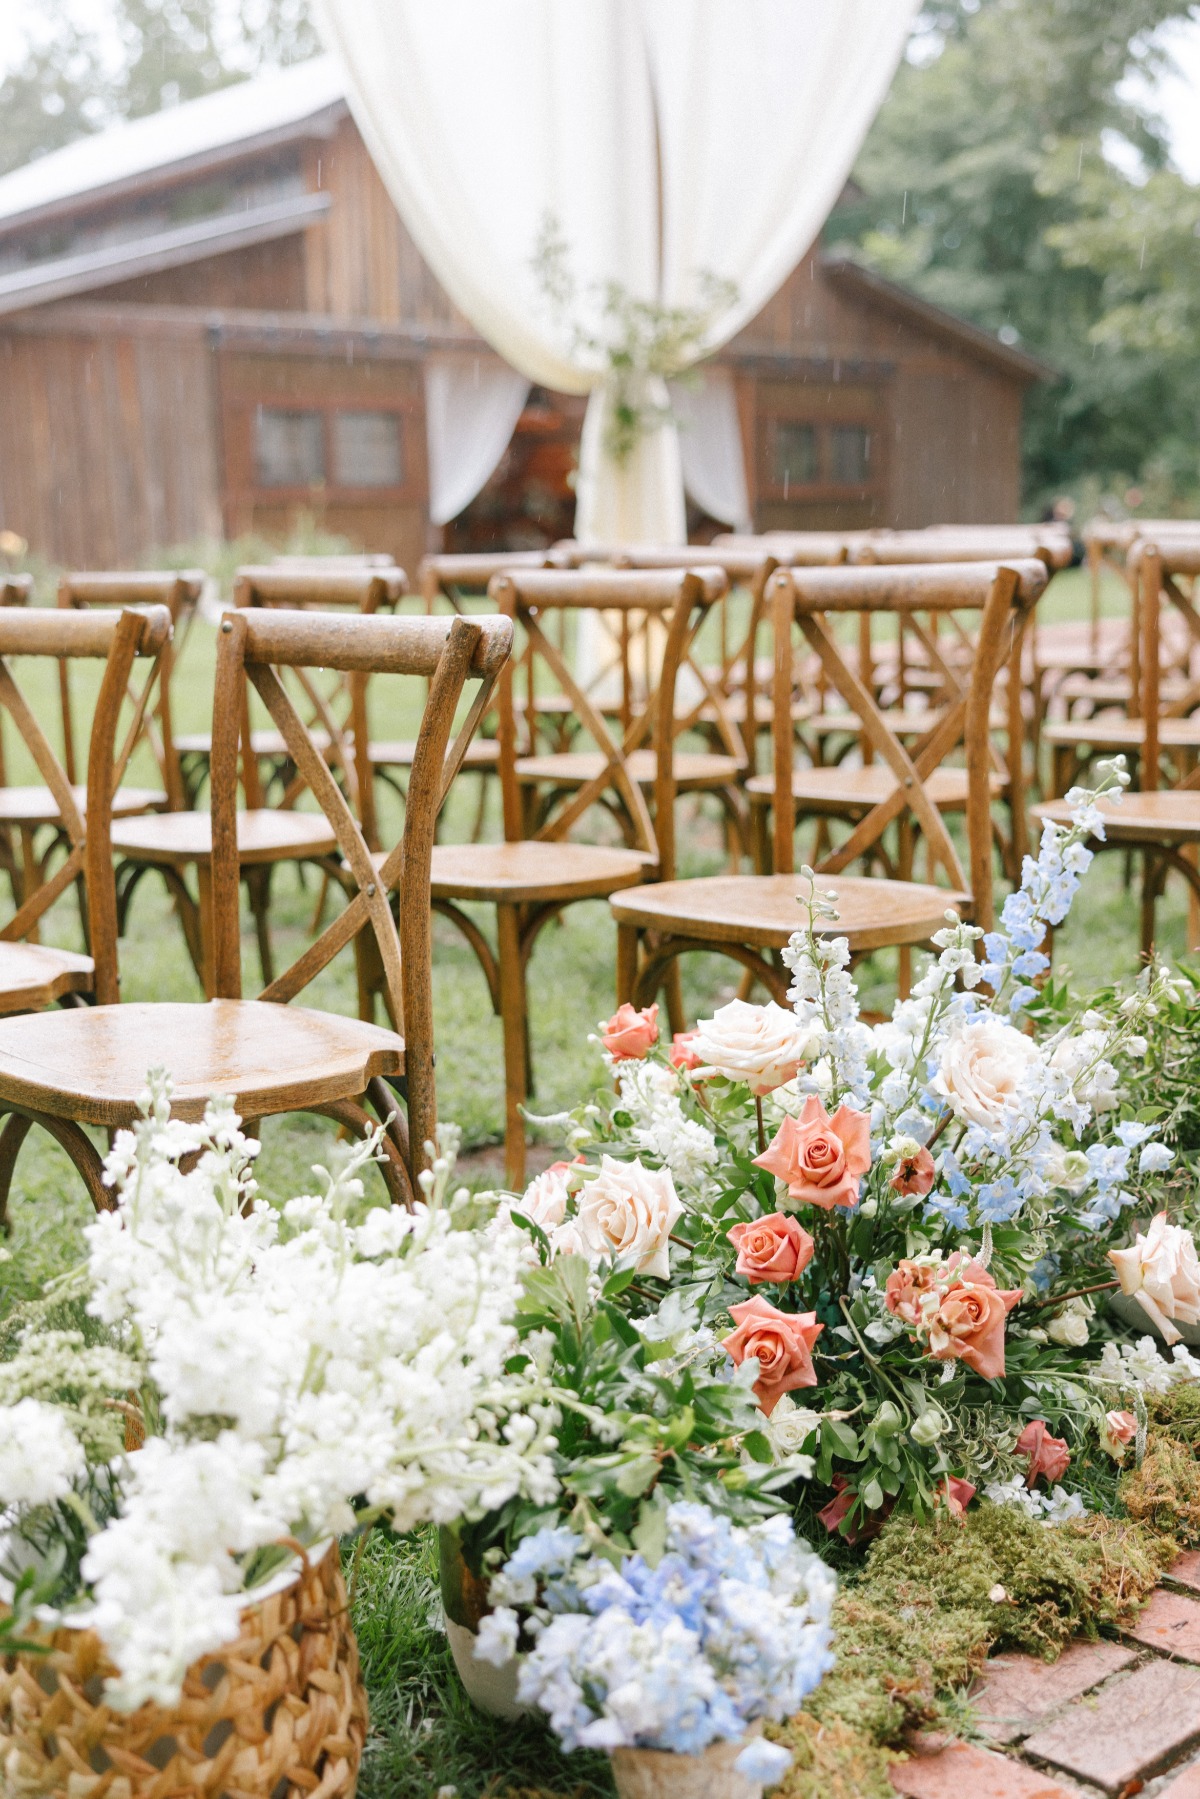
1098 1335 1200 1397
781 888 873 1106
0 1075 559 1712
615 1058 718 1187
982 1477 1087 1524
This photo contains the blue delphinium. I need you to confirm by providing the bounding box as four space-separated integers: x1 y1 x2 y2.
480 1501 835 1772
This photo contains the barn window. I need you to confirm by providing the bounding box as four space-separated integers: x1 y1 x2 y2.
830 425 870 485
256 408 324 487
772 422 818 490
332 411 404 487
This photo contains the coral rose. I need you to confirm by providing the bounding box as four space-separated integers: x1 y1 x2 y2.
669 1030 701 1071
884 1256 945 1326
576 1155 682 1280
927 1267 1021 1381
1108 1212 1200 1345
891 1146 935 1198
933 1476 977 1519
690 999 814 1095
721 1295 823 1416
818 1474 892 1545
934 1017 1041 1131
727 1212 815 1286
1015 1419 1070 1488
1101 1410 1137 1461
601 1002 659 1061
753 1094 871 1212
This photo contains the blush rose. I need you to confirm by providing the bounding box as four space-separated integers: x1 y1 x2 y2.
727 1212 815 1286
690 999 814 1095
600 1002 659 1061
1109 1212 1200 1345
891 1146 935 1198
754 1094 871 1212
576 1155 682 1280
1015 1419 1070 1488
934 1016 1041 1131
721 1295 823 1416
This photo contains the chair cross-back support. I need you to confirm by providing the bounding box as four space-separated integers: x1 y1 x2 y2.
1034 533 1200 959
610 559 1046 1018
427 566 719 1188
0 607 512 1218
58 570 204 814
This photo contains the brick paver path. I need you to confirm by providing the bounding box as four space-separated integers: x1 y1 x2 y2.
891 1559 1200 1799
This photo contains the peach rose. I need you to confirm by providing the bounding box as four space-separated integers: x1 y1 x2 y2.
727 1212 815 1286
927 1268 1021 1381
601 1002 659 1061
1015 1419 1070 1488
754 1094 871 1212
818 1474 892 1545
690 999 815 1096
884 1255 946 1326
1101 1410 1137 1461
891 1146 935 1198
721 1295 823 1416
1109 1212 1200 1345
933 1475 977 1520
669 1030 702 1071
576 1155 682 1280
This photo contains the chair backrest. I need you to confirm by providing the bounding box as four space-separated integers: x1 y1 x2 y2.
768 559 1047 930
57 570 202 809
0 606 171 1001
233 566 409 849
1131 534 1200 790
853 527 1072 571
210 606 512 1158
418 550 557 615
486 566 724 881
0 577 32 608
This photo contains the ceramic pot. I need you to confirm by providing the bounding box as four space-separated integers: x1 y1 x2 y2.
438 1526 530 1720
609 1724 765 1799
1109 1289 1200 1348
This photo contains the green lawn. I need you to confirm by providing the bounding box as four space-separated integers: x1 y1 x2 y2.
0 553 1190 1796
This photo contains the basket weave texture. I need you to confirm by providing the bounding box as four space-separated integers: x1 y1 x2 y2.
0 1542 368 1799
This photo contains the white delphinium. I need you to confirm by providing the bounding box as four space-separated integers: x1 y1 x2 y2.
0 1398 85 1507
781 874 873 1106
615 1058 718 1188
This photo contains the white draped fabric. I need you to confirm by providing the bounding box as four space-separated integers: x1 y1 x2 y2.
315 0 919 544
424 355 531 526
669 368 752 531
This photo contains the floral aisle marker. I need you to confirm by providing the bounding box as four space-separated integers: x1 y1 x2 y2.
0 1083 561 1795
462 755 1200 1782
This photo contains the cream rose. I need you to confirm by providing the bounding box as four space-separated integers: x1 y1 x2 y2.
576 1155 683 1281
934 1017 1041 1131
690 999 816 1096
1109 1213 1200 1345
515 1162 571 1230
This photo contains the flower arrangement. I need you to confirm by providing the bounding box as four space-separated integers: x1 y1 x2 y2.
479 1501 834 1784
494 759 1200 1557
0 1079 558 1711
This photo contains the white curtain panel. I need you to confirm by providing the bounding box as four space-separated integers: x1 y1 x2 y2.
424 355 531 526
669 367 752 530
315 0 918 544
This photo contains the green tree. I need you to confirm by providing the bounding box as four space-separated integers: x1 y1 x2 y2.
833 0 1200 509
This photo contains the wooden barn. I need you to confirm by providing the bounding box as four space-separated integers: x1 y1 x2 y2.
0 58 1050 571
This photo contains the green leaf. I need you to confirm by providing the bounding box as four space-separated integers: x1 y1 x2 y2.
631 1498 669 1565
742 1430 774 1464
613 1454 661 1498
823 1419 861 1460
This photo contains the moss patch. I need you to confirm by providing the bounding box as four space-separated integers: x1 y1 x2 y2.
768 1712 896 1799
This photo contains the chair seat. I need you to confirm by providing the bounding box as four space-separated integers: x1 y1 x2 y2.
1033 791 1200 845
111 809 337 866
515 749 743 789
174 729 332 759
1043 717 1200 750
430 840 653 904
804 707 1008 739
0 785 167 826
719 693 810 729
611 873 968 953
0 999 404 1127
368 738 501 771
745 764 1003 814
0 941 93 1016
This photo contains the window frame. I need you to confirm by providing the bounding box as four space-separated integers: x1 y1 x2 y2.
248 400 416 504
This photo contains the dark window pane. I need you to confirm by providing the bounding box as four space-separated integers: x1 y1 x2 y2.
830 425 870 485
256 408 324 487
772 421 818 489
333 411 403 487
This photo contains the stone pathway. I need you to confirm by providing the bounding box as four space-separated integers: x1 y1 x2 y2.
892 1553 1200 1799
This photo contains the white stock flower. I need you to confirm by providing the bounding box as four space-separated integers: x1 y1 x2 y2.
576 1156 683 1280
933 1016 1042 1131
0 1399 85 1506
1110 1213 1200 1345
690 1000 815 1096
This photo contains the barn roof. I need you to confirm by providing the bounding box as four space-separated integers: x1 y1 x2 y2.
0 57 345 234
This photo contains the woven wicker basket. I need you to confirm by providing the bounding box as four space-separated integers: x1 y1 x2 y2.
0 1541 368 1799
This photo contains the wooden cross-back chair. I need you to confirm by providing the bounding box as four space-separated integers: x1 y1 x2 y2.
0 606 170 1035
1044 532 1200 801
426 566 719 1186
114 567 404 994
611 559 1047 1015
0 606 512 1216
1035 533 1200 958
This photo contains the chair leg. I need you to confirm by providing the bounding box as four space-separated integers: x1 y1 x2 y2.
1140 852 1160 962
0 1112 32 1232
664 960 686 1037
245 865 275 988
0 1107 110 1220
497 901 529 1191
616 921 639 1006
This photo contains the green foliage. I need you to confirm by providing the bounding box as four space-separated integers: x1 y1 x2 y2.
1120 1388 1200 1541
836 0 1200 509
